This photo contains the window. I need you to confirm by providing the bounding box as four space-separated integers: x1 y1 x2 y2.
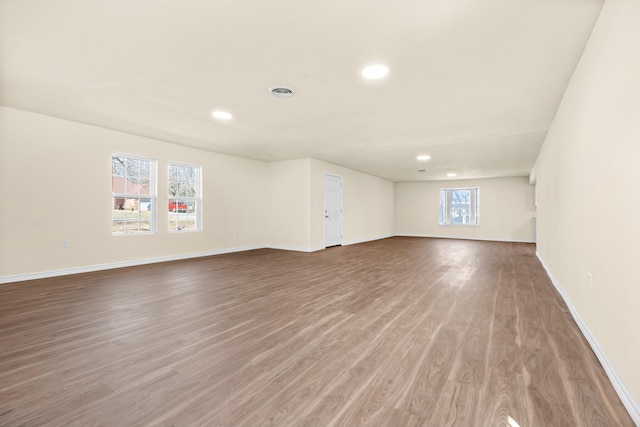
168 162 201 232
112 154 156 234
439 187 479 226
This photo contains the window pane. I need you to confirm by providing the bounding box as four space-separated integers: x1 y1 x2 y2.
177 166 187 181
168 163 200 232
140 198 151 211
168 199 186 212
177 182 195 197
139 160 151 179
128 158 140 177
169 201 197 231
124 178 137 194
112 157 125 176
439 187 479 226
450 189 470 224
439 189 446 225
139 179 151 196
112 154 155 234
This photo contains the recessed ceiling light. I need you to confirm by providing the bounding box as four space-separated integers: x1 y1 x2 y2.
212 111 232 120
361 64 389 80
447 173 457 177
416 155 431 161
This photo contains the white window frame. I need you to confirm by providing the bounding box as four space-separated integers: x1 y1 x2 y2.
112 153 157 235
168 162 202 232
439 187 479 226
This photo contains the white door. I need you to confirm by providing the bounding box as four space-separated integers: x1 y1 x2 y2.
324 174 343 247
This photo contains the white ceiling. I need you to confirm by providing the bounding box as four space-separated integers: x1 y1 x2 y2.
0 0 603 182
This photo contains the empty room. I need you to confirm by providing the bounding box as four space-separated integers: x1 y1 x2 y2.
1 0 639 426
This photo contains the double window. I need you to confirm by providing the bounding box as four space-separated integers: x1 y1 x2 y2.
439 187 479 226
168 163 201 232
111 155 201 234
112 154 156 234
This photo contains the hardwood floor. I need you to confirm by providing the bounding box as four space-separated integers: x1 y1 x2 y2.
0 237 634 426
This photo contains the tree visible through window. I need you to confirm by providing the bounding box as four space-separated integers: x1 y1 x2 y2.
168 163 201 232
439 187 479 226
112 154 156 234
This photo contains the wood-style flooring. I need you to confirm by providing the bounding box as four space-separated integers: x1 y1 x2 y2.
0 237 634 426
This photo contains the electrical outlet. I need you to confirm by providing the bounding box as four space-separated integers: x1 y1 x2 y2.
587 272 592 291
62 240 69 249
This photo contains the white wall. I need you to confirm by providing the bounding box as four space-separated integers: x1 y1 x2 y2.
395 177 535 242
533 0 640 418
0 107 269 280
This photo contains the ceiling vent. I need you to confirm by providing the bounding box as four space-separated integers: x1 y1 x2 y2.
269 86 295 98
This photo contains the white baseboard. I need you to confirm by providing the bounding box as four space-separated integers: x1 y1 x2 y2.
342 234 394 246
395 233 535 243
0 245 266 284
536 252 640 425
1 236 392 283
266 244 324 253
268 234 395 252
0 236 534 284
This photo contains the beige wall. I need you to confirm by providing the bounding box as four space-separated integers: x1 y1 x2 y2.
267 158 312 251
395 177 535 242
265 158 396 251
0 107 269 279
533 0 640 415
0 109 396 278
310 159 395 249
